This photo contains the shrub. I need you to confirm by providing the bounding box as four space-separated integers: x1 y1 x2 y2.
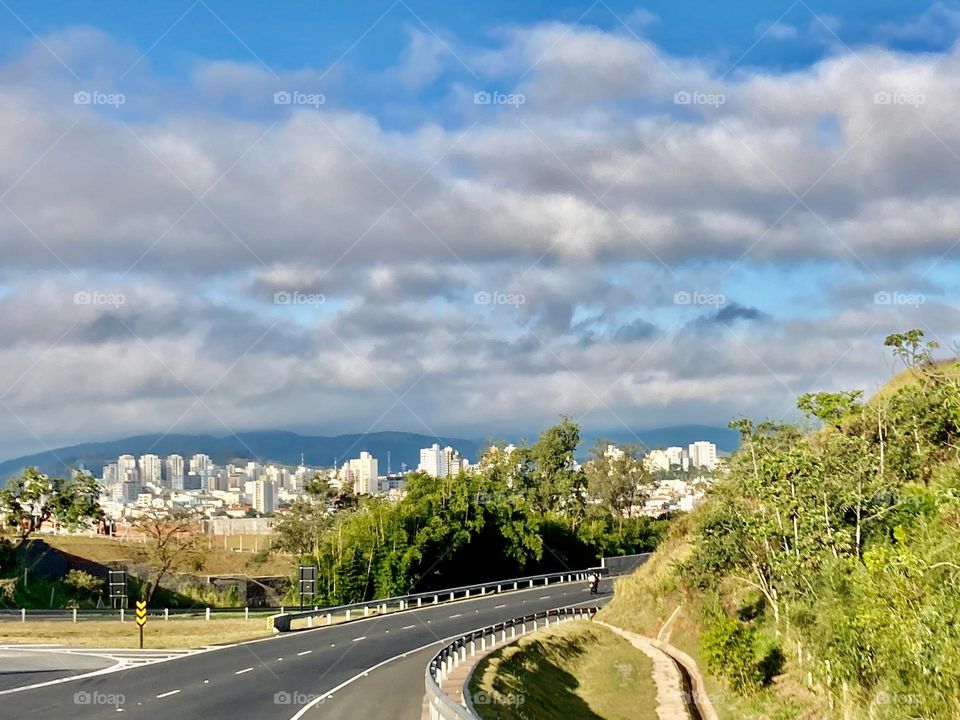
63 569 103 597
701 616 766 693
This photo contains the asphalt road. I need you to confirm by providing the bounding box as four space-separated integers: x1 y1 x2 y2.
1 579 609 720
0 648 113 692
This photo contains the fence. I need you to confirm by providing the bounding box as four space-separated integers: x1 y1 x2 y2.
271 569 593 632
424 606 600 720
601 552 651 577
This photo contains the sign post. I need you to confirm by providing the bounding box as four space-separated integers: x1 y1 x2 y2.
108 570 127 610
135 600 147 648
298 566 317 612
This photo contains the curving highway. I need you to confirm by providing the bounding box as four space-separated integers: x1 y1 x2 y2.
2 578 610 720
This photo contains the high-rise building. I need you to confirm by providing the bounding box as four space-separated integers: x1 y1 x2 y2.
341 452 378 495
665 446 685 468
190 454 212 475
117 454 137 482
165 454 185 490
688 441 718 471
418 444 463 477
253 479 276 514
139 454 162 486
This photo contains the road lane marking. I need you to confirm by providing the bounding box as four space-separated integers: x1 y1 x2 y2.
494 604 506 609
352 636 366 642
297 650 312 656
539 595 551 599
235 667 254 675
402 625 415 630
449 613 461 618
156 690 181 698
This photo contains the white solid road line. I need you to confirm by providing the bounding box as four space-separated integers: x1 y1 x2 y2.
235 667 254 675
297 650 312 656
156 689 181 698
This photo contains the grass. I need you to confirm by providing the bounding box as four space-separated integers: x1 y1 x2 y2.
598 519 820 720
469 620 658 720
0 615 277 649
36 533 294 576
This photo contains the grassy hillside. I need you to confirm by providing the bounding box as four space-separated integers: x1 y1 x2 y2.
470 621 658 720
601 331 960 720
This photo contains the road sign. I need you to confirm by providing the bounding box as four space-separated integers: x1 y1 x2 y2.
298 565 317 611
135 600 147 649
108 570 127 609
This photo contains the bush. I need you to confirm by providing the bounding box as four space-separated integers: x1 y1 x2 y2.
63 569 103 597
700 616 780 693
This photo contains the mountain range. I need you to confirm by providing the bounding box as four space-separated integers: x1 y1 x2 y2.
0 425 740 482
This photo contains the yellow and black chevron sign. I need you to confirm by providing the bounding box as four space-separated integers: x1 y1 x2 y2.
135 600 147 627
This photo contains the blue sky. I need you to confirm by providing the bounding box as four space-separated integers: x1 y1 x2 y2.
0 1 959 459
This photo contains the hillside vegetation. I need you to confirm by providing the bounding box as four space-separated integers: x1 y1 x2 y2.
602 329 960 720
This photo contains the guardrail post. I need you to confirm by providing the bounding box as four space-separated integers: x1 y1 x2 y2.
529 580 533 587
307 616 313 628
417 597 422 607
501 629 506 642
481 635 486 651
346 609 351 620
72 608 77 623
470 640 475 657
244 607 249 620
327 613 332 625
433 595 438 604
521 622 526 634
449 592 454 602
481 586 485 595
514 581 518 590
544 577 549 585
460 646 466 662
205 607 210 621
511 625 516 638
533 619 538 631
281 605 284 614
364 606 369 617
165 608 169 621
490 631 496 648
120 608 124 623
497 584 501 593
21 608 25 623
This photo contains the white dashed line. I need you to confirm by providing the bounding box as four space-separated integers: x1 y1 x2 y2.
156 690 181 699
402 625 415 630
297 650 312 656
539 595 551 600
352 636 367 642
235 667 254 675
449 613 461 618
494 604 506 609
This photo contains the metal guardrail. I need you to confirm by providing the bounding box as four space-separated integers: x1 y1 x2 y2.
271 569 593 632
424 605 600 720
0 606 280 622
601 551 652 577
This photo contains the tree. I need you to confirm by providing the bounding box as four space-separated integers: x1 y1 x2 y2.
530 417 587 520
0 468 102 544
133 510 203 603
585 442 652 528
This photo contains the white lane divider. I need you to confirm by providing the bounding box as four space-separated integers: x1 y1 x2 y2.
297 650 312 656
352 636 366 642
156 689 181 699
402 625 415 630
448 613 461 619
235 667 254 675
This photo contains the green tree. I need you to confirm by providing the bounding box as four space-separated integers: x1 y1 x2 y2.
0 468 103 544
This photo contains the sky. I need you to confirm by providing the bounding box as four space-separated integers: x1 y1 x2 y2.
1 0 960 460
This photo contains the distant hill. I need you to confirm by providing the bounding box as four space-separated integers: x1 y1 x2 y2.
0 431 482 482
0 424 739 482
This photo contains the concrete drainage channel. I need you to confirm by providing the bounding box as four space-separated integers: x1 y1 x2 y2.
423 606 600 720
